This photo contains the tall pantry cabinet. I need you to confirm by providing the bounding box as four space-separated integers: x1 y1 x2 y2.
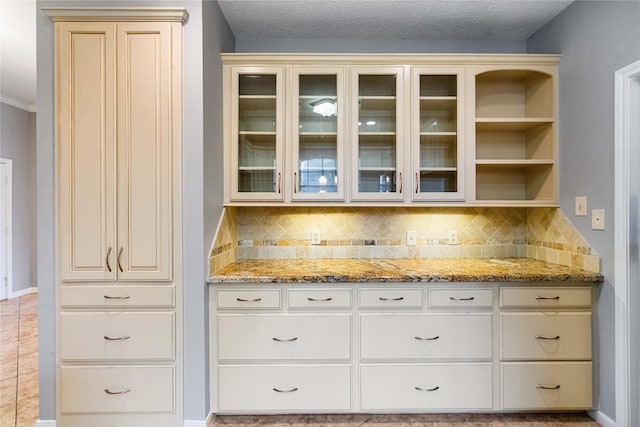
45 8 186 426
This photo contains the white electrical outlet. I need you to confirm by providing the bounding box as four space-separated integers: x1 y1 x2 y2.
407 230 417 246
448 230 458 245
592 209 605 230
575 196 587 216
311 229 321 245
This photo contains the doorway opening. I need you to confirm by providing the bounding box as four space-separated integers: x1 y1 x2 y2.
0 158 12 300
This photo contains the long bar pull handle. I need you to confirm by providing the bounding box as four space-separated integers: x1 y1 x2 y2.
293 172 297 193
117 247 124 273
106 247 112 272
535 295 560 300
415 172 419 194
104 388 131 395
104 335 131 341
415 335 440 341
414 386 440 392
398 172 403 193
273 337 298 342
449 296 475 301
277 172 281 194
536 384 561 390
307 297 333 302
236 297 262 302
273 387 298 393
535 335 560 340
104 295 131 300
378 296 404 301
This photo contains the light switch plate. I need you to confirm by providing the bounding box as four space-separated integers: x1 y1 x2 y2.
575 196 587 216
311 230 321 245
448 230 458 245
592 209 605 230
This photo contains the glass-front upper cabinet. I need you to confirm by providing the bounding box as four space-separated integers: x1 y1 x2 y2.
411 68 464 200
351 67 405 201
228 67 284 201
291 68 345 201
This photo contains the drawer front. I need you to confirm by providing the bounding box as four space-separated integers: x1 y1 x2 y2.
361 363 493 410
360 314 492 360
59 366 175 414
288 288 351 309
217 289 281 309
500 287 592 308
59 312 175 361
429 288 493 308
218 314 351 360
359 288 422 308
218 364 351 412
60 285 174 308
502 362 593 409
501 312 591 360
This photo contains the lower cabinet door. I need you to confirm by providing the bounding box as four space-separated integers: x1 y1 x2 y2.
360 364 493 410
218 364 351 411
501 362 593 409
59 366 175 414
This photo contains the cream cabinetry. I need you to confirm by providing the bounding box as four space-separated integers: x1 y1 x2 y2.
223 54 558 206
48 8 185 426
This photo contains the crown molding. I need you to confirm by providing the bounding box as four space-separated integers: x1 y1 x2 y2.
0 95 36 113
42 7 189 24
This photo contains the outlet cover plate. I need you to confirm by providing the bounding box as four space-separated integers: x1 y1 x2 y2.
311 230 321 245
592 209 605 230
407 230 417 246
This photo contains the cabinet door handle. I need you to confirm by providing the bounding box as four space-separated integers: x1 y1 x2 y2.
105 247 112 272
272 337 298 342
103 295 131 300
535 335 560 340
415 335 440 341
277 172 282 193
307 297 333 302
536 384 561 390
398 172 403 193
378 296 404 301
293 172 297 193
117 247 124 273
414 386 439 392
449 296 475 301
415 172 419 194
104 335 131 341
273 387 298 393
104 388 131 395
236 297 262 302
535 295 560 300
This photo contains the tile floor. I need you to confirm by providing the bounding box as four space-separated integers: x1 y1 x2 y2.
0 293 39 427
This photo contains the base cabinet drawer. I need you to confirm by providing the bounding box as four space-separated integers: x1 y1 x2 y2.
218 314 351 360
59 366 175 414
59 285 175 308
360 314 492 359
502 362 592 409
218 364 351 412
361 364 493 410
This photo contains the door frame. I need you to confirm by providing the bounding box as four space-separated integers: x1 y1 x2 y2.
0 158 12 300
615 59 640 427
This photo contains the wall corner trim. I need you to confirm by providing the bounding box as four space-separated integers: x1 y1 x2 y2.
588 410 616 427
34 421 56 427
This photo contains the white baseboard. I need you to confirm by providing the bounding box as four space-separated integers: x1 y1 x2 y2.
185 412 214 427
9 286 37 299
589 410 616 427
34 420 56 427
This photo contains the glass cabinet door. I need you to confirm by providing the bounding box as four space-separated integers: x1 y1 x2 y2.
351 67 405 201
412 68 464 200
230 67 284 201
291 68 345 200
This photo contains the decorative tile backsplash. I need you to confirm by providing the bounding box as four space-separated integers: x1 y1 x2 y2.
208 206 600 275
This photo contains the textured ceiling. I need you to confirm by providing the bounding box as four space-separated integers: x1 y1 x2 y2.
218 0 574 41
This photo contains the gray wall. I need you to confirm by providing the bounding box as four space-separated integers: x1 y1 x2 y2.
528 1 640 420
36 0 208 421
0 102 36 294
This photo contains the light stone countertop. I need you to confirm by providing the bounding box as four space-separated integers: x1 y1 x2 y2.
208 257 603 284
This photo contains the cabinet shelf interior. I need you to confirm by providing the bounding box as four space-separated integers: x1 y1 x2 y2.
476 164 554 201
476 70 553 119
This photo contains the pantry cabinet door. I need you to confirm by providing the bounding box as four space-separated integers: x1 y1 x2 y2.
116 23 173 281
57 22 117 282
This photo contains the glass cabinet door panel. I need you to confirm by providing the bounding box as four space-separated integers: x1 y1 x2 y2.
413 70 464 200
293 69 344 200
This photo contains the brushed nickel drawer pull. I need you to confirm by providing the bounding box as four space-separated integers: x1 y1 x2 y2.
535 335 560 340
307 297 333 302
104 335 131 341
536 384 561 390
117 247 124 273
273 337 298 342
273 387 298 393
535 295 560 300
104 388 131 395
378 296 404 301
449 296 475 301
236 297 262 302
415 335 440 341
414 386 439 392
103 295 131 300
106 247 112 272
